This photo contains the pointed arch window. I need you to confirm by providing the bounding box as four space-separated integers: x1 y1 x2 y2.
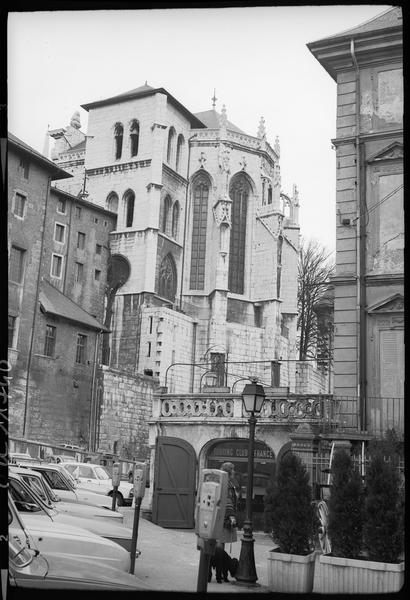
167 127 176 165
267 185 273 204
158 254 177 302
190 177 209 290
162 195 172 234
228 175 249 294
176 134 185 173
130 120 140 157
172 201 180 239
124 190 135 228
114 123 124 160
106 192 119 214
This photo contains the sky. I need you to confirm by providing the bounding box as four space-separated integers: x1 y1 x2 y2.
7 5 392 255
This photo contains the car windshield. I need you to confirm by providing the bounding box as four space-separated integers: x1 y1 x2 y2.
9 478 44 513
38 468 72 491
95 466 110 480
19 474 53 507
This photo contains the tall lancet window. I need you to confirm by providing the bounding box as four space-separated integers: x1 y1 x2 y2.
172 201 180 239
158 253 177 302
114 123 124 160
130 120 140 157
228 175 249 294
124 190 135 228
167 127 176 166
176 134 185 173
190 176 209 290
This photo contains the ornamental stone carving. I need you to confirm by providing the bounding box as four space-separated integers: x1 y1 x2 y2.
213 196 232 227
198 152 207 168
218 144 231 174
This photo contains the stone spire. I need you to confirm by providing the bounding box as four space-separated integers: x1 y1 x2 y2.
212 89 217 109
257 116 266 140
274 135 280 156
219 104 227 129
70 110 81 129
42 125 50 158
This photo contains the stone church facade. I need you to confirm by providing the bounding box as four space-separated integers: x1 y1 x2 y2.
50 85 301 396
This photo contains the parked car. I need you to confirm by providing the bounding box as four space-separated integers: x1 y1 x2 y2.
10 452 38 464
9 494 148 589
62 461 134 506
9 472 133 551
15 461 115 509
10 465 124 523
8 493 131 572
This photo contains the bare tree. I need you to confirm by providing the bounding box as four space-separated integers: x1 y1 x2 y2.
297 239 334 361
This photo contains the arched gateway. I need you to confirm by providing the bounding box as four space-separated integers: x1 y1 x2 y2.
152 436 275 528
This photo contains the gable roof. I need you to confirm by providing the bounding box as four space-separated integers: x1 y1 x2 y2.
194 109 246 134
8 132 71 180
39 279 108 332
81 84 206 129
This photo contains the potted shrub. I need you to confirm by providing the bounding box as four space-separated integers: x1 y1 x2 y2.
264 452 318 593
314 447 404 593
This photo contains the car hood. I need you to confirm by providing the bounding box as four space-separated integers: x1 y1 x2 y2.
25 512 132 540
43 553 151 590
72 488 113 508
13 517 130 571
55 500 123 522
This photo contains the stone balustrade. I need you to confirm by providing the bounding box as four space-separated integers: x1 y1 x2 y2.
154 394 335 424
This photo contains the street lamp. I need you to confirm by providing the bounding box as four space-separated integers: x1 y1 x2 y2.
234 378 265 585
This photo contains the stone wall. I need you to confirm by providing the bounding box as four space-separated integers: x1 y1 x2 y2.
98 366 158 460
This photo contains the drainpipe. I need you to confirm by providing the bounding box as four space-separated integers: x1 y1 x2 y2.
63 193 73 294
89 329 102 451
179 133 197 310
190 322 197 392
22 175 51 438
351 39 367 431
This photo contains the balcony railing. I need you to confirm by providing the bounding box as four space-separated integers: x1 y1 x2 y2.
155 393 404 438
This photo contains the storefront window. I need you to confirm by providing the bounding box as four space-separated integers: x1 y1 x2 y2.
206 439 275 515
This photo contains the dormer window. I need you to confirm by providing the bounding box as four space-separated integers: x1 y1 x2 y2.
130 120 140 157
114 123 124 160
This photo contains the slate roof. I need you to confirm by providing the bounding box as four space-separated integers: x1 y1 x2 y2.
39 279 108 332
193 109 246 134
309 7 402 44
61 139 87 154
8 132 70 180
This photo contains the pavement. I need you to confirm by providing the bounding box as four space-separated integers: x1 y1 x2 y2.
119 507 274 594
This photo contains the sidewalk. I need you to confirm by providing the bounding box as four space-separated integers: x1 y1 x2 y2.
119 508 273 593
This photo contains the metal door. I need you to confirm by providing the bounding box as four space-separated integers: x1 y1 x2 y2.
152 436 196 528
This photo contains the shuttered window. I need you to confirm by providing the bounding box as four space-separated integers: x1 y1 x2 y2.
379 329 404 397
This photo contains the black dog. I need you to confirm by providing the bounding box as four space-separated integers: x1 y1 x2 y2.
208 548 239 583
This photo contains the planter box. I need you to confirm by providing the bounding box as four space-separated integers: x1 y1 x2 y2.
267 549 316 593
313 553 405 594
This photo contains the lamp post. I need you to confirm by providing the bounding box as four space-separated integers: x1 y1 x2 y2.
234 378 265 585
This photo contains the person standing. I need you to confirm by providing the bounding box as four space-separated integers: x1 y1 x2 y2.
217 462 238 550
